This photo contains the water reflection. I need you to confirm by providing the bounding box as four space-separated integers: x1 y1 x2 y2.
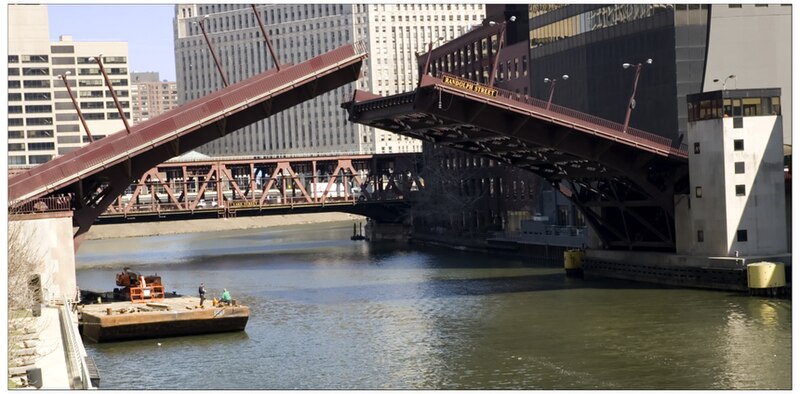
77 222 791 390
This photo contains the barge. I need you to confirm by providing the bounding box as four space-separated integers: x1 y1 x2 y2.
79 297 249 343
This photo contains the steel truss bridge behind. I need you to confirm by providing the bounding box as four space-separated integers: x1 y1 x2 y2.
8 42 368 248
345 74 690 252
94 153 421 224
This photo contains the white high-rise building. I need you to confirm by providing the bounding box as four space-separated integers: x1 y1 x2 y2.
8 5 132 166
173 4 485 157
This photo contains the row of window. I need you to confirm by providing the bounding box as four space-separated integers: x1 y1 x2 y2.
8 129 53 139
688 96 780 121
8 105 52 113
8 111 130 125
9 66 127 76
529 5 673 48
8 142 55 151
694 183 748 198
9 90 130 102
696 229 748 243
8 154 52 165
8 54 48 63
8 55 126 64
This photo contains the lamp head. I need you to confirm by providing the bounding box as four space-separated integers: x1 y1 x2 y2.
488 21 497 26
646 58 653 64
562 74 569 80
622 63 631 69
509 16 517 22
728 74 736 79
713 79 720 83
65 70 71 76
544 78 551 83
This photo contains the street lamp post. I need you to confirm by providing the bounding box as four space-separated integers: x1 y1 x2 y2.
251 5 281 72
56 71 94 143
621 58 652 133
544 74 569 110
195 15 230 87
418 37 444 88
713 74 737 91
89 55 132 134
487 16 516 88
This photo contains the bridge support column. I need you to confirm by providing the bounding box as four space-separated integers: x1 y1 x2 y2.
365 221 412 242
9 212 78 303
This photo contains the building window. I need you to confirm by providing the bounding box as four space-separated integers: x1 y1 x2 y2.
8 143 25 151
27 142 55 151
736 229 748 242
693 142 700 154
735 184 746 196
697 230 704 242
695 186 702 198
733 139 744 151
734 162 745 174
29 155 53 164
8 156 26 165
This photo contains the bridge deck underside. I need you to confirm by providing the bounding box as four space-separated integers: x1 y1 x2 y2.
8 42 368 247
345 79 690 251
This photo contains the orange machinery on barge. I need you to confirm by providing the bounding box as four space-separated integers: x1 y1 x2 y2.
78 269 249 343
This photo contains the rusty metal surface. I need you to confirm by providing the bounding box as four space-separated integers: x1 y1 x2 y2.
8 42 368 206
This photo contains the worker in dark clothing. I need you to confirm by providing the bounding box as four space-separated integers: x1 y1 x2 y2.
199 283 206 307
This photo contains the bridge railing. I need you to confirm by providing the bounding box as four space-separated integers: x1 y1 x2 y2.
436 73 687 157
10 196 71 215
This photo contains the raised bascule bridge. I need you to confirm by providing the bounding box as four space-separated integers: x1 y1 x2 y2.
344 74 690 252
8 42 368 248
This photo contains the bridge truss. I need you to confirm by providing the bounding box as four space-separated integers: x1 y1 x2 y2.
97 153 422 224
345 74 690 251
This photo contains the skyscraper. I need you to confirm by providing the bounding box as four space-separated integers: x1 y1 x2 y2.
8 5 133 166
173 4 485 157
130 72 178 124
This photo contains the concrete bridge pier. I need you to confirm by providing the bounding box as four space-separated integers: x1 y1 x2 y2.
9 212 78 302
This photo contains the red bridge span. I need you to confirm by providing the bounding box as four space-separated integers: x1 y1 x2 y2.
8 42 368 248
345 73 691 251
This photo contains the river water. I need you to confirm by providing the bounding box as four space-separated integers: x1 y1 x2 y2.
75 221 791 390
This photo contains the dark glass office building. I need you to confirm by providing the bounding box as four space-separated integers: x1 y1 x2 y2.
528 4 709 143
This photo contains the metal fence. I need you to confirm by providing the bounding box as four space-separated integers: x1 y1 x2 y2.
10 196 71 215
59 296 95 389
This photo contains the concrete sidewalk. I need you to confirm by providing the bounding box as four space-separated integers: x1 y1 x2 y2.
35 306 71 389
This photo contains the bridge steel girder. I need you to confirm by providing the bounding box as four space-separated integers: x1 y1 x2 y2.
88 153 422 229
9 43 368 248
345 77 689 252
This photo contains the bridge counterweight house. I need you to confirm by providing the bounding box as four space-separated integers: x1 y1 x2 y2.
8 42 368 248
345 74 691 252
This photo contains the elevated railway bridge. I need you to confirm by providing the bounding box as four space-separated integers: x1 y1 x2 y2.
93 153 420 224
345 74 690 252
